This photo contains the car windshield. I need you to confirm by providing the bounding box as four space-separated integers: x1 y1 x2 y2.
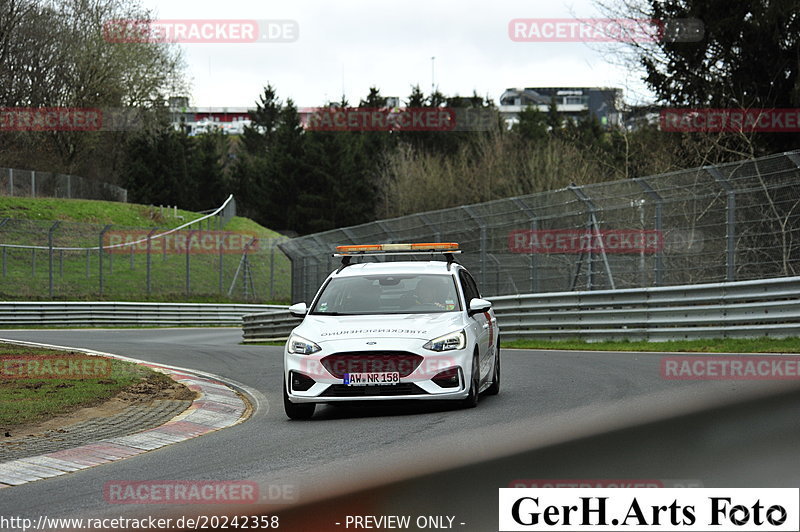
311 274 461 315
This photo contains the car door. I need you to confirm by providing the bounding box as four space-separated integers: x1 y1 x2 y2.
459 269 491 383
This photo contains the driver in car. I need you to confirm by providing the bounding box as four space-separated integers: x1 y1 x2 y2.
412 277 449 310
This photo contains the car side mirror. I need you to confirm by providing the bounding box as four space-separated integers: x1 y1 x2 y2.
288 302 308 318
468 298 491 316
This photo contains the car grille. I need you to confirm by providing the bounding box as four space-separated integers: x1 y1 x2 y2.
321 383 427 397
321 352 423 378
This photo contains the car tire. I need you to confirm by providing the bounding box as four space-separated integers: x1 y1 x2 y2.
460 349 480 409
284 381 315 420
484 340 500 396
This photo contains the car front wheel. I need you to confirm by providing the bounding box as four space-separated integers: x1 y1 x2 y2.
284 381 315 420
460 349 480 409
484 340 500 396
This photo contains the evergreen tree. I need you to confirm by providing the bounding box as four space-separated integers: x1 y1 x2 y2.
608 0 800 154
514 105 548 141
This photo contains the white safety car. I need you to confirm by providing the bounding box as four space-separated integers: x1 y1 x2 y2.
283 243 500 419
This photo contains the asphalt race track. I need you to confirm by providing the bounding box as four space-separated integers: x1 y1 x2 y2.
0 328 798 530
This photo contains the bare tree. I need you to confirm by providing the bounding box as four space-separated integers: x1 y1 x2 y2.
0 0 187 179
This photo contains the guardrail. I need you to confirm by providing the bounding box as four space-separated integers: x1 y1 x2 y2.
491 276 800 341
0 302 285 327
242 310 301 343
241 276 800 342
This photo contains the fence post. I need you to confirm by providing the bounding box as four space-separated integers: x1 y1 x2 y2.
706 166 736 281
569 184 616 290
310 235 332 297
219 233 225 295
245 238 257 300
48 222 60 298
31 171 35 198
185 229 194 297
270 242 276 301
0 218 8 279
461 205 488 289
146 228 157 297
8 168 12 196
634 178 664 286
418 213 441 242
512 198 540 293
99 225 111 296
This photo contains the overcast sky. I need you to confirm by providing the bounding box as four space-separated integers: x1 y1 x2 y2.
141 0 655 108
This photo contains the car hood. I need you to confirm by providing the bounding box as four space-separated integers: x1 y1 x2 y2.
294 313 464 342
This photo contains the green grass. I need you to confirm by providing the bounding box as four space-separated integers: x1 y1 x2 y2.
0 342 171 428
0 196 204 227
501 337 800 353
0 197 292 303
224 216 281 238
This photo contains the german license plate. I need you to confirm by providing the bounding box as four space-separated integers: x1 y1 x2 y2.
343 372 400 386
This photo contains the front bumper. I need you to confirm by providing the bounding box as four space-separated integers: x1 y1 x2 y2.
284 338 471 403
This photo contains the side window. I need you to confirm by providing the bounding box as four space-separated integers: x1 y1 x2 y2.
459 270 479 305
465 271 481 299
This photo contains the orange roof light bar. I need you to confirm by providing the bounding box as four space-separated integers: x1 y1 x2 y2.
335 244 383 253
335 242 460 254
410 242 459 250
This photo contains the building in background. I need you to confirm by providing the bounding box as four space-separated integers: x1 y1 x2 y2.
498 87 623 128
168 88 625 134
169 97 252 136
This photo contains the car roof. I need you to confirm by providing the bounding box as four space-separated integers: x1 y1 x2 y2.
331 260 459 278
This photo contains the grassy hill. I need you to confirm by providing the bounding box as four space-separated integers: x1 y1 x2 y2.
0 196 279 237
0 196 290 304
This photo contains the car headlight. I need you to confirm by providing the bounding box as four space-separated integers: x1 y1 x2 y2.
287 335 321 355
423 330 466 352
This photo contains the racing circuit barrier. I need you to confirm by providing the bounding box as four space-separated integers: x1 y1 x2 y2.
281 150 800 304
241 275 800 342
242 309 301 342
0 301 284 327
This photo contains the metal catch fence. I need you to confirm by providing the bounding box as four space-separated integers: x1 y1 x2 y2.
0 167 128 202
0 195 292 302
281 150 800 303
